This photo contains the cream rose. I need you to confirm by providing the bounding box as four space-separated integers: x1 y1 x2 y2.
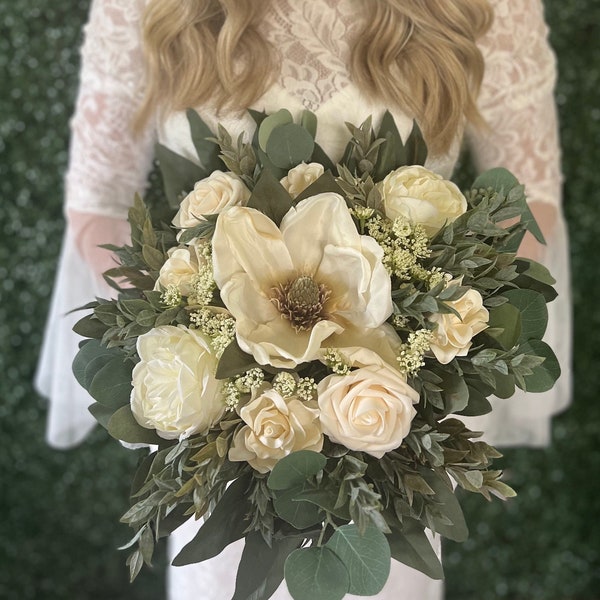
154 244 207 296
173 170 251 231
429 288 489 364
130 325 224 439
378 165 467 236
212 194 393 368
318 362 419 458
229 386 323 473
280 162 325 198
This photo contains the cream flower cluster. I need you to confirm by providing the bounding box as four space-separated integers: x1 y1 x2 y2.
130 162 488 471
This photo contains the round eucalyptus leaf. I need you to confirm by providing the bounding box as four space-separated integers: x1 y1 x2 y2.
258 108 293 152
520 339 561 392
273 485 323 529
268 450 327 491
326 524 391 595
284 547 349 600
503 289 549 342
266 123 315 169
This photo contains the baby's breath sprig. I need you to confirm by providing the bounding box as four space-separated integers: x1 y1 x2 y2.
272 372 297 398
296 377 318 402
396 329 433 376
189 308 235 358
188 242 216 306
161 284 182 308
323 348 351 375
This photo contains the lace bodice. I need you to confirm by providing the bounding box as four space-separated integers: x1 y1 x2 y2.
65 0 562 219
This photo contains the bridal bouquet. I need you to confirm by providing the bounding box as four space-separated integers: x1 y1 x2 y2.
73 109 560 600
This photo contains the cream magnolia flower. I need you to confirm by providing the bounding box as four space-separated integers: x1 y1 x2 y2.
317 357 419 458
130 325 224 439
212 194 393 368
379 165 467 236
229 386 323 473
154 244 207 296
429 287 489 364
280 162 325 198
173 170 251 231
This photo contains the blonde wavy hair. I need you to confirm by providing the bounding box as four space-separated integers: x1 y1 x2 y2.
136 0 493 155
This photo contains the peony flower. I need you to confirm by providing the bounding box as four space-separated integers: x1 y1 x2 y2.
428 287 489 364
154 243 207 296
317 355 419 458
212 193 393 368
280 162 325 198
229 385 323 473
378 165 467 236
130 325 224 439
172 170 251 231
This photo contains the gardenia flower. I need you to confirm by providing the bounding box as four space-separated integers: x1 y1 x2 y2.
280 162 325 198
229 385 323 473
429 287 489 364
130 325 224 440
378 165 467 236
317 349 419 458
172 170 251 231
212 193 393 368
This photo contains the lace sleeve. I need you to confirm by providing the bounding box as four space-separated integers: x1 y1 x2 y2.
467 0 562 207
65 0 155 219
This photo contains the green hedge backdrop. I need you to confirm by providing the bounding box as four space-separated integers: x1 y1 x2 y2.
1 1 598 598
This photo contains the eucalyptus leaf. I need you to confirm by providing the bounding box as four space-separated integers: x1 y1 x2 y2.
72 339 123 390
519 340 561 392
418 469 468 542
455 386 492 417
107 405 166 445
266 123 315 169
89 357 133 409
285 547 349 600
486 303 522 350
326 524 391 595
172 475 252 566
472 168 519 195
258 109 293 152
72 314 109 339
300 110 318 139
268 450 327 490
273 485 324 529
503 289 549 342
232 531 301 600
387 519 444 580
88 402 116 430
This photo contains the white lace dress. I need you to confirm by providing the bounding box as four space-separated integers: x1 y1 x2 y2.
35 0 571 598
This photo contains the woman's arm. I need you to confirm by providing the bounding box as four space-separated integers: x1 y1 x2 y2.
65 0 156 281
468 0 563 261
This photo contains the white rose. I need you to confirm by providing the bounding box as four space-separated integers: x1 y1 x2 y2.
154 244 207 296
317 362 419 458
131 325 223 439
280 162 325 198
173 170 251 231
229 386 323 473
429 288 489 364
378 165 467 236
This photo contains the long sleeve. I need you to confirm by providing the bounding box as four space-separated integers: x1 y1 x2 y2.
36 0 155 448
66 0 155 218
463 0 572 447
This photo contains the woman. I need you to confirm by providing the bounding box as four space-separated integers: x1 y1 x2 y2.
36 0 571 598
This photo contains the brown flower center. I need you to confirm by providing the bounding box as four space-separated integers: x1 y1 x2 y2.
271 275 331 332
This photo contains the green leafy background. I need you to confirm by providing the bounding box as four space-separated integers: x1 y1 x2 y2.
0 1 598 598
